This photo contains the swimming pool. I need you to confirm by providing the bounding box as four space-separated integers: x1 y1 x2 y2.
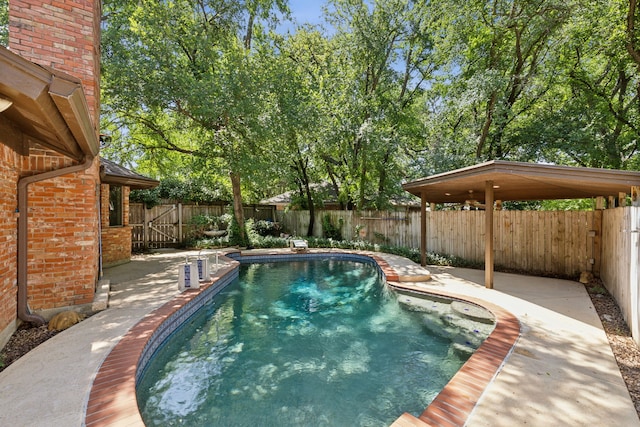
136 256 495 426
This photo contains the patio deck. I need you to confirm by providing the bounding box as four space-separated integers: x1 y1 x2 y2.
0 248 637 426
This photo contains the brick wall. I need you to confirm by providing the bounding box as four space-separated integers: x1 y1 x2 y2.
100 184 133 267
8 0 101 119
24 149 100 310
2 0 102 318
0 144 20 335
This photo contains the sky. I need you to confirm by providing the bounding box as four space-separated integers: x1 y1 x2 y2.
276 0 328 34
288 0 326 25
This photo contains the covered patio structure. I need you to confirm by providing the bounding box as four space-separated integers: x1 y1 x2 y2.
403 160 640 288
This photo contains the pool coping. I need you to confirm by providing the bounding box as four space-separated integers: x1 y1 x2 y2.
84 250 520 427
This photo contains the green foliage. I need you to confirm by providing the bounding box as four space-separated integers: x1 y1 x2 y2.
501 201 544 211
539 199 595 211
0 0 7 46
198 232 480 269
587 283 608 295
130 178 229 207
321 215 343 240
129 188 161 209
251 219 282 237
228 211 250 247
188 213 231 238
102 0 640 214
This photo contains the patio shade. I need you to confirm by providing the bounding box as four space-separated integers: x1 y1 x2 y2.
402 160 640 289
403 160 640 204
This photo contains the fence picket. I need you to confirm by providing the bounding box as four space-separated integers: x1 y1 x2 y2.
276 208 594 277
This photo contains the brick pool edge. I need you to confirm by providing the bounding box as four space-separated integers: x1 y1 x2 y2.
84 250 520 427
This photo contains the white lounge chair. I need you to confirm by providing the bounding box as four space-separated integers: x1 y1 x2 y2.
290 239 308 253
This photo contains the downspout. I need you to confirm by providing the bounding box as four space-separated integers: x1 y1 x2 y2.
17 155 95 325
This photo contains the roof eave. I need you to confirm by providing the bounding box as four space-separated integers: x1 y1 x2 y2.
101 175 160 190
0 46 99 161
403 161 640 204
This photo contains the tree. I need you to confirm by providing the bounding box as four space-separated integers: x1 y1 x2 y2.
0 0 7 46
311 0 437 210
101 0 288 244
526 0 640 169
436 0 572 161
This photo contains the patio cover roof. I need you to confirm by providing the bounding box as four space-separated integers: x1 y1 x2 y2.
402 160 640 204
403 160 640 289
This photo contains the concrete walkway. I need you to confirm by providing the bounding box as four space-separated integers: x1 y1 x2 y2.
419 266 639 427
0 249 637 426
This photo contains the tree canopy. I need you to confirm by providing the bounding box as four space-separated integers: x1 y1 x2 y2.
101 0 640 227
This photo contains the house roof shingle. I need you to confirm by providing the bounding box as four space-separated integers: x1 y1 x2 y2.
99 158 159 190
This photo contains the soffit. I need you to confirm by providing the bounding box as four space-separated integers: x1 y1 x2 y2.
0 46 99 160
403 160 640 204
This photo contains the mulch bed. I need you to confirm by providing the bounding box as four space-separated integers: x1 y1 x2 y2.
0 323 60 372
585 279 640 417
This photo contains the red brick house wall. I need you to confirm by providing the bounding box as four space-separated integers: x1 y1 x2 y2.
100 184 133 267
24 149 100 310
0 0 101 338
0 145 20 336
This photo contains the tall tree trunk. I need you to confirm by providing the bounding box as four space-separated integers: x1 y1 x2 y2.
300 166 315 237
305 184 315 237
229 170 246 245
627 0 640 67
477 92 497 159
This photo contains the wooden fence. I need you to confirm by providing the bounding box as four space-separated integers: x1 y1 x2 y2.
601 207 640 342
277 209 601 278
130 203 276 250
130 203 616 279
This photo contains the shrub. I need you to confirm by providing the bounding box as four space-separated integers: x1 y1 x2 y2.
190 224 482 270
228 213 250 247
252 220 282 237
321 215 343 240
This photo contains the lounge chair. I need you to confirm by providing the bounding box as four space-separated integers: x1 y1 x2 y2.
290 239 308 253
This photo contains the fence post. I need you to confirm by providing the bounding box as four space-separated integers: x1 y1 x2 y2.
421 194 427 266
630 206 640 345
143 207 150 250
592 204 604 277
178 203 183 244
484 181 494 289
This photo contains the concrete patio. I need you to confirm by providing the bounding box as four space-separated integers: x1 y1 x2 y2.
0 249 637 426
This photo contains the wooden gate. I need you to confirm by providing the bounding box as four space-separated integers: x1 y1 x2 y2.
130 202 276 250
130 204 181 250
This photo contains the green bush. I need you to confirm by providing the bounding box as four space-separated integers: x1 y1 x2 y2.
130 177 230 208
228 213 250 247
321 215 343 240
252 220 282 237
188 213 232 239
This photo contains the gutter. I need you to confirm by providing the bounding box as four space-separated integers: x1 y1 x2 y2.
16 156 95 325
2 46 100 325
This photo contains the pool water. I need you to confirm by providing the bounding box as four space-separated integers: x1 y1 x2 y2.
137 259 494 426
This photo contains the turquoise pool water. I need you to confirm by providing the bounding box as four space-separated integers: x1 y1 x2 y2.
137 259 494 426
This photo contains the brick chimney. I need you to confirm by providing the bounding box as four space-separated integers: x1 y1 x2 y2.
8 0 101 123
